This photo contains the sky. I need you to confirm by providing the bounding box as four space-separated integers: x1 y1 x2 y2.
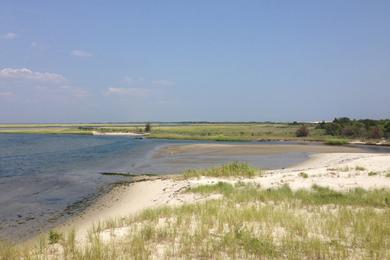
0 1 389 123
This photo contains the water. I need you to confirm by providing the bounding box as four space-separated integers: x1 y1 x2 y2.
0 134 386 242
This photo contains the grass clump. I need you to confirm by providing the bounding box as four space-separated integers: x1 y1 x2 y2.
368 171 378 176
299 172 309 178
183 162 259 179
355 166 366 171
324 138 349 145
48 230 62 244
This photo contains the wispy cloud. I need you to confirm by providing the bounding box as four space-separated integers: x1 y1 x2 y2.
2 32 17 40
71 49 93 58
106 87 151 97
0 68 66 83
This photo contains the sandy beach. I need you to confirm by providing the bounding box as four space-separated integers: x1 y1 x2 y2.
7 145 390 259
57 151 390 242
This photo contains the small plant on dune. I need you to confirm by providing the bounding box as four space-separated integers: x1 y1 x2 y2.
355 166 366 171
299 172 309 178
386 172 390 178
368 171 378 176
48 230 62 244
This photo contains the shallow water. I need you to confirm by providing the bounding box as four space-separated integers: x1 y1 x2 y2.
0 134 387 242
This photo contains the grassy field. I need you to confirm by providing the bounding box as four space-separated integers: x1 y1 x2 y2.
1 122 388 145
0 123 332 141
2 163 390 259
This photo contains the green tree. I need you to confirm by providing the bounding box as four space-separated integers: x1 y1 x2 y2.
145 122 152 133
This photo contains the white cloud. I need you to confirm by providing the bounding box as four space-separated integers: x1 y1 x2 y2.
71 49 93 58
2 32 17 40
152 79 175 86
106 87 151 97
0 68 66 83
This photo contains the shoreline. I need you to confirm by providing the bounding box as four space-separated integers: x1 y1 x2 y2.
49 152 390 243
9 151 390 258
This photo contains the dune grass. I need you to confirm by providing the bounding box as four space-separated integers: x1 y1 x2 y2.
182 162 260 179
3 181 390 259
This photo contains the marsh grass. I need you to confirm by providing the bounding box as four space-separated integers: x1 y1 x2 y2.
182 162 259 179
3 183 390 259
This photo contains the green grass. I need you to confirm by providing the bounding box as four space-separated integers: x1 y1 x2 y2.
182 162 260 179
0 123 330 141
0 123 387 144
2 182 390 259
368 171 378 176
324 138 349 145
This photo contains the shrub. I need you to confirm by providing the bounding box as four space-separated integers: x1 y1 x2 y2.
341 126 354 137
370 127 383 139
324 123 341 136
144 122 152 133
296 125 309 137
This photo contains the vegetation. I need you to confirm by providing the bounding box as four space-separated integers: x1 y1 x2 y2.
355 166 366 171
295 125 309 137
317 117 390 140
144 122 152 133
48 230 62 245
182 162 259 179
299 172 309 178
324 138 349 145
3 182 390 259
0 118 389 144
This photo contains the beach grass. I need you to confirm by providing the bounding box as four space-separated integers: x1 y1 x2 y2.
182 162 260 179
3 180 390 259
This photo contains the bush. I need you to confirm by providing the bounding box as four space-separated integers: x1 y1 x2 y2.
370 127 383 139
296 125 309 137
324 123 341 136
144 122 152 133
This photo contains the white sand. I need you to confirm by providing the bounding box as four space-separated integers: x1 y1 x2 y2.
55 152 390 244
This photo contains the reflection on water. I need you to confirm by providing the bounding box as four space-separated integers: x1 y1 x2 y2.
0 134 387 241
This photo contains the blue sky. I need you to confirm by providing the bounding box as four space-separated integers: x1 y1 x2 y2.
0 1 389 123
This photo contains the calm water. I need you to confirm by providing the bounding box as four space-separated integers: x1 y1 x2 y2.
0 134 386 242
